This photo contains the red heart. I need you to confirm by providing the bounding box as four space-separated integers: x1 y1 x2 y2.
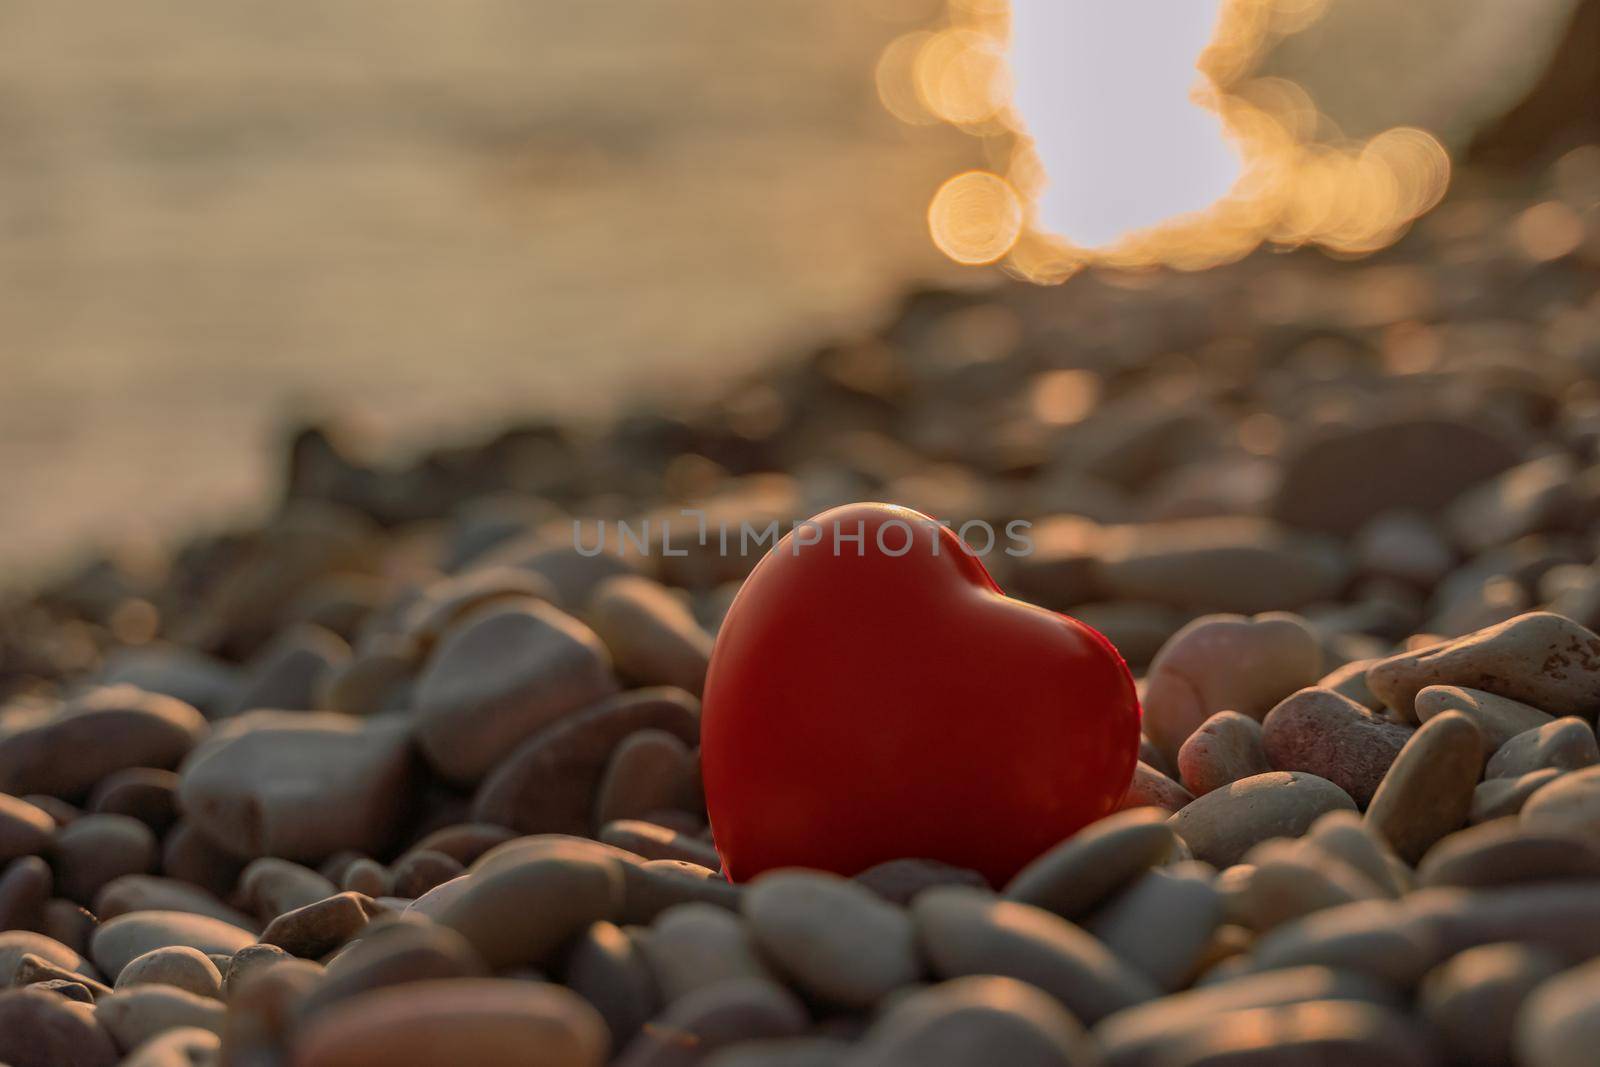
702 502 1142 885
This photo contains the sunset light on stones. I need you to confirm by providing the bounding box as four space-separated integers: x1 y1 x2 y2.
885 0 1454 279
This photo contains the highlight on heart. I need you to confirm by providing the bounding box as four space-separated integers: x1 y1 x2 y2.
3 0 1597 1063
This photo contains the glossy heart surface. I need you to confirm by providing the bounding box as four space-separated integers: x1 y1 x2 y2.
702 502 1142 885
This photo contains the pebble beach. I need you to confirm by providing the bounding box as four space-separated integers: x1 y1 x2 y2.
3 156 1600 1065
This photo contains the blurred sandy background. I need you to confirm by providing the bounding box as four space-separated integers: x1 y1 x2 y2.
0 0 1581 576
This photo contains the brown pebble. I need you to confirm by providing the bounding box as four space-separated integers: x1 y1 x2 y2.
1177 711 1271 797
90 912 255 982
0 929 97 986
96 985 227 1051
1006 807 1179 919
1260 687 1413 807
595 729 698 827
853 975 1097 1067
1414 685 1554 754
0 687 206 800
302 919 487 1020
403 822 518 867
0 986 118 1067
1365 710 1484 864
115 945 224 999
1520 764 1600 842
640 903 774 1004
600 820 722 869
1168 772 1356 868
913 886 1158 1025
0 855 52 931
562 921 657 1048
1149 998 1433 1066
586 575 715 696
339 858 391 898
1515 954 1600 1067
294 978 609 1067
1418 819 1600 889
1119 762 1194 813
1422 942 1564 1067
222 943 290 997
0 792 56 864
615 977 807 1067
161 821 247 902
1085 862 1221 991
389 850 463 899
1487 717 1599 779
854 858 988 905
51 814 158 906
413 600 620 785
1366 612 1600 721
436 853 624 970
260 893 384 959
12 952 111 999
1471 768 1561 824
472 688 700 836
87 768 182 837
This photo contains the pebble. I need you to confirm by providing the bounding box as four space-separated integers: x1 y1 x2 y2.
1367 612 1600 721
179 715 416 863
88 768 182 837
221 944 291 997
1471 768 1561 822
1261 688 1413 806
853 975 1098 1067
1005 807 1178 919
1515 954 1600 1067
1421 942 1564 1067
639 903 773 1004
1317 658 1381 710
1145 999 1433 1067
226 623 351 715
1091 965 1398 1067
1084 862 1221 990
0 855 52 931
1168 772 1357 868
160 822 247 902
619 858 743 925
1304 810 1407 897
52 813 159 905
389 849 462 899
0 929 97 986
98 643 241 718
119 1026 222 1067
96 986 225 1051
600 819 722 869
1419 819 1600 889
0 791 56 863
293 978 609 1067
1093 519 1346 616
340 857 391 897
743 870 920 1008
1244 899 1440 988
435 852 624 969
586 575 715 695
854 858 988 906
90 912 255 982
304 919 487 1018
13 951 111 998
473 688 701 835
562 921 657 1048
1447 453 1580 554
413 600 619 784
702 1037 851 1067
1141 614 1324 762
404 822 518 867
115 946 224 999
1353 511 1454 587
239 858 340 921
260 892 384 959
0 986 119 1067
1270 417 1519 536
1120 762 1194 813
1176 711 1271 797
1364 710 1484 863
912 886 1159 1025
1404 881 1600 959
0 687 207 799
594 729 698 827
1414 684 1555 753
614 977 809 1067
1234 839 1386 930
1520 764 1600 841
1487 717 1599 778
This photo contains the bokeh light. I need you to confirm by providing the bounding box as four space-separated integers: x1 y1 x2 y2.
879 0 1455 279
